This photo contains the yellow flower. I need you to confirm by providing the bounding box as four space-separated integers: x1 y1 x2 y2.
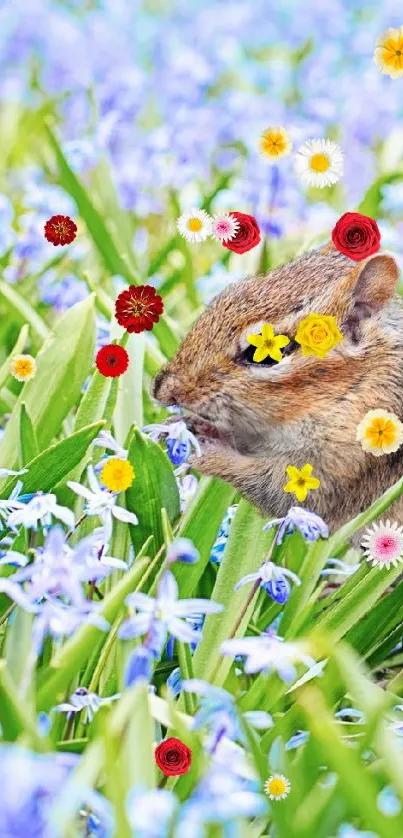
247 323 290 363
283 463 320 503
374 27 403 79
294 313 343 359
10 354 37 382
356 409 403 457
258 127 292 163
100 457 135 492
264 774 291 800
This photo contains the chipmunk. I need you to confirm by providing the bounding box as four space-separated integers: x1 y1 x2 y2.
152 246 403 532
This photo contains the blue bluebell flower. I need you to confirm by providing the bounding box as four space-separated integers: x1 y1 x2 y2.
263 506 329 545
167 537 199 566
143 419 201 466
39 274 88 313
221 632 316 680
124 646 154 688
235 558 301 605
182 679 272 749
54 687 120 724
210 504 238 564
119 571 222 649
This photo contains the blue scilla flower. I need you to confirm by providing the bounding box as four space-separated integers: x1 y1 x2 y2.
143 419 201 466
210 504 238 565
236 559 300 605
182 679 272 749
263 506 329 545
167 537 199 566
39 274 88 313
166 437 188 466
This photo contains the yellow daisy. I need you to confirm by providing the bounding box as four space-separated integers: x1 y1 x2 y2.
258 127 292 163
356 409 403 457
100 457 135 492
264 774 291 800
10 354 37 382
247 324 290 363
374 27 403 79
283 463 321 503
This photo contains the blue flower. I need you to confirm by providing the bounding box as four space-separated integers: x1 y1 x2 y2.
235 559 301 605
118 571 222 649
126 786 178 838
166 437 188 466
263 506 329 545
143 419 201 465
210 504 238 564
167 537 199 566
39 274 88 313
182 679 272 749
124 646 154 688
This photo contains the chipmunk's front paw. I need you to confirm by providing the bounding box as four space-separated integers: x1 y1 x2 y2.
189 438 240 479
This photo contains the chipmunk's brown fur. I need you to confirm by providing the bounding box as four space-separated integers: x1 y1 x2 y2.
153 246 403 532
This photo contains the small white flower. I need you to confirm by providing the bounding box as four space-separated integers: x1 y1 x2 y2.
7 492 75 531
295 139 344 188
92 430 128 471
67 466 138 543
211 213 240 242
264 774 291 800
361 520 403 570
177 208 213 243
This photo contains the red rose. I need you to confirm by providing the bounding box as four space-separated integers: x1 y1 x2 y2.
96 344 129 377
331 212 381 261
154 737 192 776
44 215 77 246
222 211 261 254
115 284 164 333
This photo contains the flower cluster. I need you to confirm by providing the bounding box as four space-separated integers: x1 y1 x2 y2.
247 313 343 364
177 209 261 253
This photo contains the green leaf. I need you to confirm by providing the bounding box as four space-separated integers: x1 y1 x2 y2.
18 402 39 466
0 661 42 745
172 477 236 598
125 427 180 555
358 171 403 217
0 295 96 471
2 421 105 497
0 323 29 391
192 500 272 687
44 121 138 282
0 280 49 343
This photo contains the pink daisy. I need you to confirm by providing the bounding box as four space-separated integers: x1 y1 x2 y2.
361 520 403 570
212 212 240 242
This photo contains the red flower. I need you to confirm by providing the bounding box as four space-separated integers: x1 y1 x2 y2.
44 215 77 246
222 211 261 254
96 344 129 377
154 737 192 776
115 284 164 333
331 212 381 261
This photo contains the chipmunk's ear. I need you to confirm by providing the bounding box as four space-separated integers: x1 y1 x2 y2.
344 254 400 343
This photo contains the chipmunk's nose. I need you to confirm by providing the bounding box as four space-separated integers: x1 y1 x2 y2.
152 366 180 406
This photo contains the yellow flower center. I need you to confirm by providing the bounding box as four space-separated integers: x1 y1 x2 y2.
268 777 287 796
261 133 287 156
309 153 330 173
310 326 329 343
366 419 397 448
187 218 203 232
100 458 135 492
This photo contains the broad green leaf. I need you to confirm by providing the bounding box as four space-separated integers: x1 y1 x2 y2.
0 661 43 745
358 171 403 217
172 477 236 598
2 420 104 498
0 295 96 471
192 500 272 687
125 427 180 555
18 402 39 466
0 280 49 343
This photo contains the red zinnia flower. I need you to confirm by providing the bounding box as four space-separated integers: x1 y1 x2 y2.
96 344 129 377
154 737 192 776
115 284 164 333
44 215 77 246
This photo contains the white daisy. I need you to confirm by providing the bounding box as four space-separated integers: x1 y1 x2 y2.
295 139 344 189
177 208 213 243
264 774 291 800
361 520 403 570
212 212 240 242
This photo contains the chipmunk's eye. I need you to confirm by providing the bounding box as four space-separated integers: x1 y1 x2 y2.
238 339 299 366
